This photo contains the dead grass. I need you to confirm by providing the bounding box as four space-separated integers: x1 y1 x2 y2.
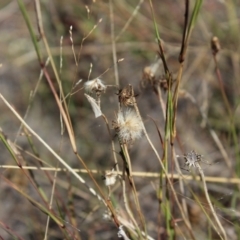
0 0 240 239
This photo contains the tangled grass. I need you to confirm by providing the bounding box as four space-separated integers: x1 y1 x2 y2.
0 0 240 239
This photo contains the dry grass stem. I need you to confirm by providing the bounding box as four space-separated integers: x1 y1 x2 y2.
2 1 239 239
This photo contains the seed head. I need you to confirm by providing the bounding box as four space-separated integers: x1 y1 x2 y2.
117 85 135 107
102 169 118 186
143 66 155 81
211 36 221 55
84 78 106 95
113 109 143 144
142 59 161 82
184 150 203 169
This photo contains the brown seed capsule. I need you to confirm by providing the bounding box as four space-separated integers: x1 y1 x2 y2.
117 84 135 107
211 36 221 55
159 77 168 92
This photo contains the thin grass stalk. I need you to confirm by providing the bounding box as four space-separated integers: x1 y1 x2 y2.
121 143 147 239
59 36 65 136
117 216 155 240
17 0 41 63
67 20 102 110
69 26 77 67
163 79 174 239
1 131 77 234
148 1 176 237
212 53 240 176
170 2 203 235
22 127 67 207
67 179 82 240
182 85 240 223
44 105 64 240
41 67 77 153
121 173 142 239
44 165 59 240
212 55 232 115
24 126 40 158
156 85 166 120
0 221 25 240
155 68 174 239
172 149 191 227
173 0 203 139
172 66 183 139
115 0 144 42
101 114 119 171
184 180 220 237
75 153 120 226
109 0 119 86
0 129 49 202
132 96 195 239
14 58 50 143
178 0 189 64
0 94 120 227
196 163 227 240
133 98 162 164
76 19 102 64
3 164 240 184
148 0 169 74
182 90 232 169
185 0 203 43
2 176 64 227
34 0 76 152
0 130 21 167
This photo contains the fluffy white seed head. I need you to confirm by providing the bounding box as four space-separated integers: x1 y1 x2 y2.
84 78 106 94
113 109 143 144
103 170 118 186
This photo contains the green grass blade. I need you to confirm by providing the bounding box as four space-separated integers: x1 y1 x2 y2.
4 176 64 227
17 0 42 63
0 131 21 166
148 0 169 74
186 0 203 40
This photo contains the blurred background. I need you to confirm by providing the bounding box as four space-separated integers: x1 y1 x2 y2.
0 0 240 239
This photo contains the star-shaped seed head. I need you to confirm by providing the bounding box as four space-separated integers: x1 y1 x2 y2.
184 150 203 169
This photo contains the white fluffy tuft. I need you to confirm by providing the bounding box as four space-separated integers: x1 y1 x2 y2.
84 78 106 94
115 109 143 144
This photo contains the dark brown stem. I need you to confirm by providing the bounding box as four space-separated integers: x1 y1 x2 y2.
179 0 189 63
